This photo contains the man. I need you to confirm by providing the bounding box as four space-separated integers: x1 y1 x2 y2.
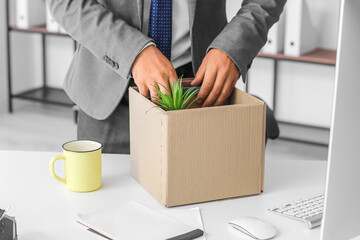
48 0 286 153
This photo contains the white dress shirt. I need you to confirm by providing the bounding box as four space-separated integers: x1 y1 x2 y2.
142 0 192 69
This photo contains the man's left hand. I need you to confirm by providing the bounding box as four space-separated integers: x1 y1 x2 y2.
191 48 240 107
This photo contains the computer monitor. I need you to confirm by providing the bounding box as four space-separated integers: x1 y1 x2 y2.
321 0 360 239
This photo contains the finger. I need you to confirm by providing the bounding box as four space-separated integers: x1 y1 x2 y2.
168 68 178 86
150 90 160 102
148 82 160 102
158 73 173 96
231 77 238 90
138 84 149 98
202 71 227 107
197 68 217 104
213 77 236 106
191 59 207 86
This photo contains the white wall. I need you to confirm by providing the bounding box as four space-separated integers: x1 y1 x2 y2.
45 37 74 88
10 36 73 92
228 0 341 128
10 0 74 91
0 1 42 114
0 0 48 114
0 0 73 115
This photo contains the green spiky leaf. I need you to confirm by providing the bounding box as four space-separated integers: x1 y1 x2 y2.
148 74 200 111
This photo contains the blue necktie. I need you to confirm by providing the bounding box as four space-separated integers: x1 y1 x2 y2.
148 0 172 60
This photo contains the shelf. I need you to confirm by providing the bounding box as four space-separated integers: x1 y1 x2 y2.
12 87 73 107
257 48 336 65
10 27 335 65
9 25 70 37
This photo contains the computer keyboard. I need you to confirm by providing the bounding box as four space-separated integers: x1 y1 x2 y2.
268 195 324 229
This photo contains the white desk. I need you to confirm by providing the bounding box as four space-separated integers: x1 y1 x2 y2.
0 150 326 240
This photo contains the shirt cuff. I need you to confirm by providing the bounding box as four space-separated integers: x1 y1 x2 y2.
141 42 156 52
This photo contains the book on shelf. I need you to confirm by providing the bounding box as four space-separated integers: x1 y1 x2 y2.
46 2 60 33
262 10 286 54
16 0 46 29
284 0 316 57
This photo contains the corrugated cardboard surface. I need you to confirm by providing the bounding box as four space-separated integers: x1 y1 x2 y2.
129 87 266 207
129 87 167 204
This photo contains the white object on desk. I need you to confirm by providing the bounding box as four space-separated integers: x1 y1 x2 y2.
77 201 202 240
159 207 206 240
321 0 360 239
0 151 326 239
229 217 276 240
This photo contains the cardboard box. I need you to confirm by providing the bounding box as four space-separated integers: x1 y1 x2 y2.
129 87 266 207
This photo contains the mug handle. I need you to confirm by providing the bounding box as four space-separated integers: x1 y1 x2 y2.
49 155 66 184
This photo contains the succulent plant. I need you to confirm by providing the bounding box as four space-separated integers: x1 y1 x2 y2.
150 75 200 111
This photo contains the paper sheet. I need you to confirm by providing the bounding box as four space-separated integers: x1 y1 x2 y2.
159 208 206 240
77 201 204 240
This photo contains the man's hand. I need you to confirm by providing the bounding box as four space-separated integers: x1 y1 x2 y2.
191 48 240 107
131 45 178 101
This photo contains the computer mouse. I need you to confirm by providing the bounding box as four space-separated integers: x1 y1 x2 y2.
228 217 276 240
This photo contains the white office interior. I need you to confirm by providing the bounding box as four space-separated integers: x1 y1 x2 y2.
1 0 359 239
0 0 340 145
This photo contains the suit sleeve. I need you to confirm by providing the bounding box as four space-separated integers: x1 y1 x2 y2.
207 0 287 82
47 0 154 80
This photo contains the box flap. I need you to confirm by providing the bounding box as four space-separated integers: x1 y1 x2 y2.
230 87 264 105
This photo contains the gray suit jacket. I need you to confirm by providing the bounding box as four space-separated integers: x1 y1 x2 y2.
48 0 286 120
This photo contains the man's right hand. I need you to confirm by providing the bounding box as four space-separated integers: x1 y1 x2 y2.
131 45 178 101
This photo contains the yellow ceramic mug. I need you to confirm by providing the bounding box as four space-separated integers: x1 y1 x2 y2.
49 140 102 192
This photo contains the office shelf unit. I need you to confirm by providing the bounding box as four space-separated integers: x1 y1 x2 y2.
253 48 337 145
5 0 75 113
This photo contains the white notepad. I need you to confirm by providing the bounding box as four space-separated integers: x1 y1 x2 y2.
159 208 206 240
77 201 203 240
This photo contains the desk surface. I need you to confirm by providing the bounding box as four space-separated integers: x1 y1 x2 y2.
0 150 326 240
